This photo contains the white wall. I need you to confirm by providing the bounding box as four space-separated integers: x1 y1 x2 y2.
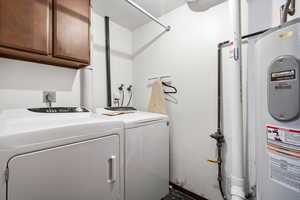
0 10 133 110
92 12 133 108
132 2 247 199
0 59 81 109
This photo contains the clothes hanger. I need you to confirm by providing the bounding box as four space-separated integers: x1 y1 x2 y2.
162 81 177 94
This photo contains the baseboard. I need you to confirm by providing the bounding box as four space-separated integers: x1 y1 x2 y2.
169 182 208 200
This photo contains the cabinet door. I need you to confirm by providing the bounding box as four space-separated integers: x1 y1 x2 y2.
53 0 90 63
7 136 120 200
0 0 50 55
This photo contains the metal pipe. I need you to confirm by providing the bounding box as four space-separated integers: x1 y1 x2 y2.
230 0 245 199
282 0 292 24
209 41 229 200
281 0 296 24
213 28 270 200
125 0 171 31
289 0 296 15
105 16 112 107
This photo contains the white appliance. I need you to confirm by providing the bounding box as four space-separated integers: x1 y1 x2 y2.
97 109 170 200
255 18 300 200
0 109 124 200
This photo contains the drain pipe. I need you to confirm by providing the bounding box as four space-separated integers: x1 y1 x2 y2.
229 0 245 200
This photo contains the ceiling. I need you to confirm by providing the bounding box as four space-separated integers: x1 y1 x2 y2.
92 0 186 30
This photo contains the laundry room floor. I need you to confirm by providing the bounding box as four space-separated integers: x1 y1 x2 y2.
162 190 196 200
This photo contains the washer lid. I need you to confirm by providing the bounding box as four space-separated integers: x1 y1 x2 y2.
97 108 168 128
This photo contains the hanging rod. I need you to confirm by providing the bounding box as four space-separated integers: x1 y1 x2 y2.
148 75 171 80
125 0 171 31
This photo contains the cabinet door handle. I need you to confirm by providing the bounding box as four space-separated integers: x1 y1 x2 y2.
107 156 116 184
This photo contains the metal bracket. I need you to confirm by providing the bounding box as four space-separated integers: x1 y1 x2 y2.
234 47 240 61
167 121 170 126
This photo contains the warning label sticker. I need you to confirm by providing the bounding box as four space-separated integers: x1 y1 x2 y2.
266 125 300 192
267 125 300 146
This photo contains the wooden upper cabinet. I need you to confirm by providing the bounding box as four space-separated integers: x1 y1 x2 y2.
53 0 90 64
0 0 90 69
0 0 50 55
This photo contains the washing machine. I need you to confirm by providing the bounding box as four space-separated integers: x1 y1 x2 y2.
0 109 124 200
255 18 300 200
97 109 170 200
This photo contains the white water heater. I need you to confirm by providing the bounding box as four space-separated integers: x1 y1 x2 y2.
255 18 300 200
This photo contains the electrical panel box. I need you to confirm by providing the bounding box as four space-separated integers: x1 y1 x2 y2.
268 55 300 121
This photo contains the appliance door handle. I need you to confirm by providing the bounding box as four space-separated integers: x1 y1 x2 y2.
107 155 116 184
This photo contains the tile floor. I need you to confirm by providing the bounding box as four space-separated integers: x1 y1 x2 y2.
162 189 196 200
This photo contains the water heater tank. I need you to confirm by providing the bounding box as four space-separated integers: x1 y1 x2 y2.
255 18 300 200
187 0 226 12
